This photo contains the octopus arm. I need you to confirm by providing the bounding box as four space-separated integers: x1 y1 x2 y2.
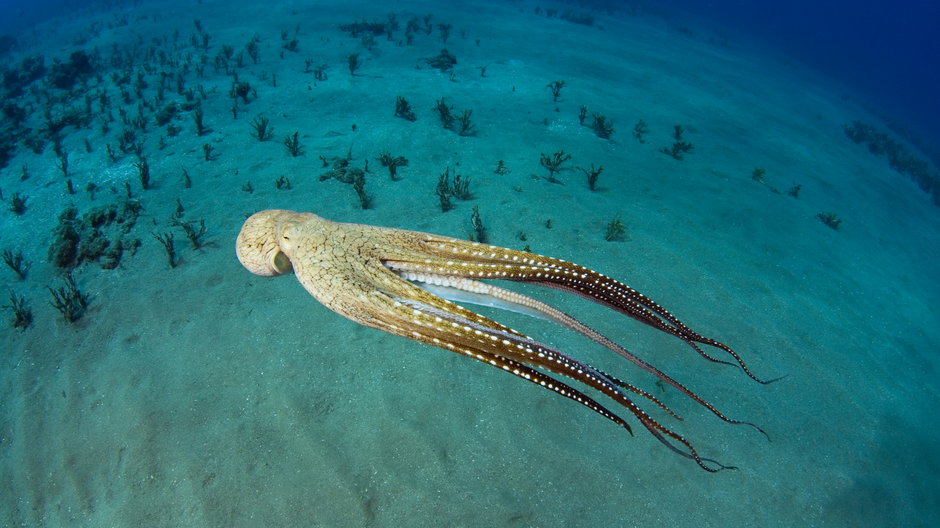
360 290 730 472
413 238 769 382
412 234 781 384
398 271 767 438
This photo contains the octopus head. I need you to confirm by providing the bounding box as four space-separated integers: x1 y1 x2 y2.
236 209 303 276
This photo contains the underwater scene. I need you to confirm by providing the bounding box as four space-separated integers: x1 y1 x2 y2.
1 0 938 526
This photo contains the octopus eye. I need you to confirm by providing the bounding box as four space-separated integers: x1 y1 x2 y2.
271 251 293 274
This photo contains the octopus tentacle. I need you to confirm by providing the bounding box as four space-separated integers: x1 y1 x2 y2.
384 318 639 434
355 289 636 434
388 238 773 383
376 267 684 421
383 294 731 472
532 280 779 385
385 264 766 437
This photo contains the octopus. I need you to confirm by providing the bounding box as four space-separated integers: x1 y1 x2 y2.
236 210 771 472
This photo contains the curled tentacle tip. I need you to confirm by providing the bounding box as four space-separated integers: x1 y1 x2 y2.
699 456 739 472
756 373 789 385
756 426 772 442
711 462 739 472
735 420 770 442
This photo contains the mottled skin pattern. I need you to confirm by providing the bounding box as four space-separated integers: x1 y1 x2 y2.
236 210 768 472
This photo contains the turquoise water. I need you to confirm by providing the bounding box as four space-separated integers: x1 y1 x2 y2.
2 1 938 526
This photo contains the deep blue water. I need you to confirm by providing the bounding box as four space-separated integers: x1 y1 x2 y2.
647 0 940 157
